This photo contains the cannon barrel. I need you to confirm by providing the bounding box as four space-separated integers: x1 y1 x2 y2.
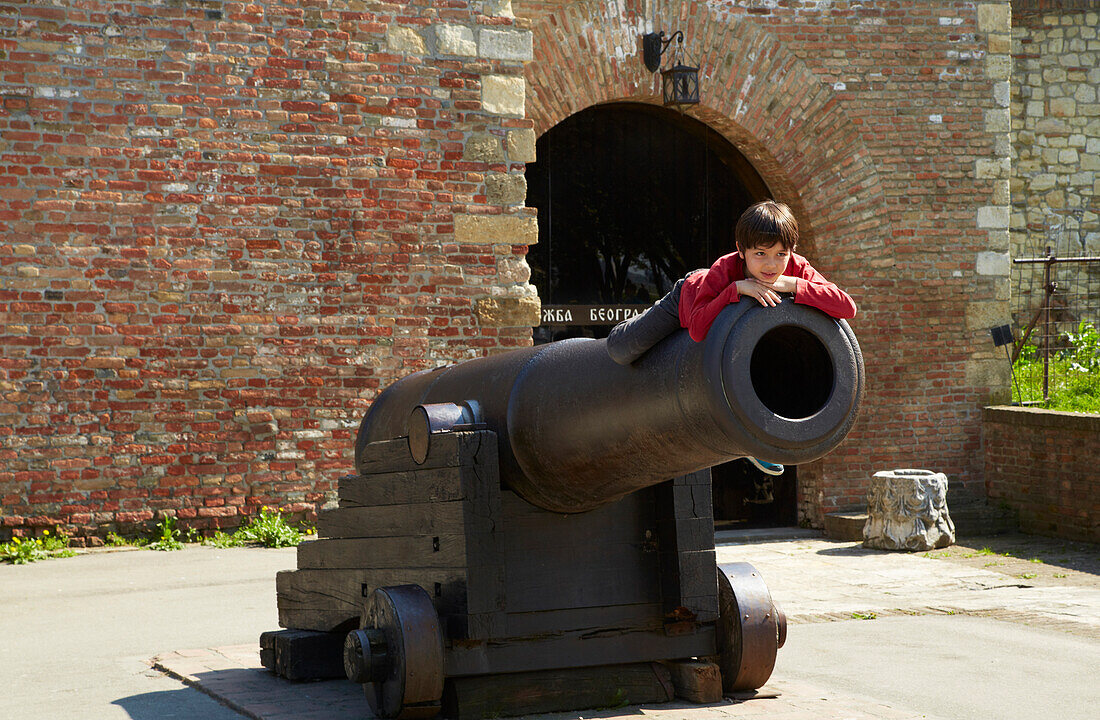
356 298 863 514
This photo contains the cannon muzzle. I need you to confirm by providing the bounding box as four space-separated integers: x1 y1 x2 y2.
356 298 863 513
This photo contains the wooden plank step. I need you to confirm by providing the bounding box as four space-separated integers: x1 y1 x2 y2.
339 468 466 508
317 501 472 538
296 535 467 570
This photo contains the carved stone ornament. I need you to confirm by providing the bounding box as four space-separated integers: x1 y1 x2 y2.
863 469 955 551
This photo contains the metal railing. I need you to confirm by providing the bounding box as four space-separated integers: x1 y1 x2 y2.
1009 213 1100 406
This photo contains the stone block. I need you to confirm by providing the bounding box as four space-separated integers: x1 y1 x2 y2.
474 295 540 327
977 3 1010 34
977 205 1009 229
984 54 1011 80
824 511 867 542
480 0 514 17
975 158 1009 178
486 173 527 204
976 251 1010 276
479 28 534 61
434 24 476 56
454 214 538 246
506 128 536 163
464 133 504 162
1050 97 1076 117
1028 173 1057 192
863 469 955 552
984 108 1010 133
481 75 525 116
987 33 1011 55
387 26 425 55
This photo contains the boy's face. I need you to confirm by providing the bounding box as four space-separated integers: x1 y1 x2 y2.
739 242 793 284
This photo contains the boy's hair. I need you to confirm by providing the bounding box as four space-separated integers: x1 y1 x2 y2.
735 200 798 251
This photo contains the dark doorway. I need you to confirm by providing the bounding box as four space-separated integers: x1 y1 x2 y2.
525 102 796 529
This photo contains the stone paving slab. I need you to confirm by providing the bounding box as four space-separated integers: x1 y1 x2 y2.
722 537 1100 634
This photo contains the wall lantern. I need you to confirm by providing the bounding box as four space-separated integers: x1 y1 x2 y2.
642 30 700 108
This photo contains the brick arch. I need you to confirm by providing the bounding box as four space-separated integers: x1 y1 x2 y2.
519 0 895 522
521 0 889 269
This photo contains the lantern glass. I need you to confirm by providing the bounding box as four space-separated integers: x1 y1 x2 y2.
661 64 700 107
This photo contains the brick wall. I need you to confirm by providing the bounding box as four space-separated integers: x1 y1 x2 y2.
1 0 1016 540
518 1 1013 522
0 1 537 543
983 406 1100 542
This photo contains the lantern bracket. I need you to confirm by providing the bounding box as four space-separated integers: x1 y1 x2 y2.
642 31 683 73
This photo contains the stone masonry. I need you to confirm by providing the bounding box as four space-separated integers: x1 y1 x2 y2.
0 1 1035 541
1010 5 1100 308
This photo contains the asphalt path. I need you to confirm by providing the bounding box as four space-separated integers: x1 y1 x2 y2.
4 538 1099 720
0 545 297 720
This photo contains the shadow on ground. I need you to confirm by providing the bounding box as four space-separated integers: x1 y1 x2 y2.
926 533 1100 585
112 686 243 720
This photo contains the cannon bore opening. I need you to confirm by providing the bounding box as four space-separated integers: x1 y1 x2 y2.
749 325 834 420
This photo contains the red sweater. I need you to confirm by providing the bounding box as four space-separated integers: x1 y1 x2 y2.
678 251 857 342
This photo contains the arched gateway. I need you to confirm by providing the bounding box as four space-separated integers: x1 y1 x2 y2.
517 0 889 525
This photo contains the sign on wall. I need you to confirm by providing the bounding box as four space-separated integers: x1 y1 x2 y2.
540 305 647 326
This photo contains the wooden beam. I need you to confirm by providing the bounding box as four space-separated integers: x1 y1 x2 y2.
443 663 674 720
444 624 716 677
277 568 468 632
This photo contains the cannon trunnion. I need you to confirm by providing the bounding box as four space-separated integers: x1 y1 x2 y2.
267 302 861 717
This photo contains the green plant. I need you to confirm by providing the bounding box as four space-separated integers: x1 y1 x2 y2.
0 530 76 564
228 507 308 549
205 530 239 548
105 532 129 547
1016 572 1038 580
851 611 877 620
148 517 184 552
1012 320 1100 412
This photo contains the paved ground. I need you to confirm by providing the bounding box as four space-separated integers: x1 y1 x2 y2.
3 531 1098 720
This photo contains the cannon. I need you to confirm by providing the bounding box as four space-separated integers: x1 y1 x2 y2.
265 298 863 718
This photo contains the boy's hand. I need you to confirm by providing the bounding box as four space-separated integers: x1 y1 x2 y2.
766 275 798 293
736 279 782 307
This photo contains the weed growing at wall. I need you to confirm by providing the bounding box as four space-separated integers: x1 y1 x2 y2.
207 508 312 549
148 517 185 552
1013 321 1100 412
0 531 76 564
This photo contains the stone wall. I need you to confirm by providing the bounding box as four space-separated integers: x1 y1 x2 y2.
1 1 1015 540
983 406 1099 542
1010 5 1100 314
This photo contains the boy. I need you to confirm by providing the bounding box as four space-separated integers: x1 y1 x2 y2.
678 200 856 341
606 200 856 475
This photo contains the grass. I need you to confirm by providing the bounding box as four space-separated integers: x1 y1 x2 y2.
1012 320 1100 412
851 611 877 620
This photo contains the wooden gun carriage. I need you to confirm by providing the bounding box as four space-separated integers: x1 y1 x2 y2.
265 299 864 718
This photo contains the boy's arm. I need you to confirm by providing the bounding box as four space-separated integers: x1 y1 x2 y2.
680 254 741 341
791 261 857 319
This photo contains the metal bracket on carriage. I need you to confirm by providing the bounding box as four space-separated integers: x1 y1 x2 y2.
407 401 486 465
